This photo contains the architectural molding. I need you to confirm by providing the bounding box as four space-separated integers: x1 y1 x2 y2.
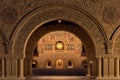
12 5 107 57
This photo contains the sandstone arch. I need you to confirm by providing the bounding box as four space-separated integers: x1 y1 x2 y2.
12 5 107 57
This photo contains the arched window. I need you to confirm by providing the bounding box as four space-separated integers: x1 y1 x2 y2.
68 60 74 68
32 60 37 68
34 47 38 56
45 44 52 50
46 60 52 68
67 44 74 50
82 60 87 68
82 45 86 53
55 41 64 50
56 59 64 68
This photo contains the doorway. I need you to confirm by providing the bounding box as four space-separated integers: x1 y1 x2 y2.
56 59 64 69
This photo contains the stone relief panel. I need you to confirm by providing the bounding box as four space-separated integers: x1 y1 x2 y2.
1 7 18 24
13 6 106 56
102 7 119 25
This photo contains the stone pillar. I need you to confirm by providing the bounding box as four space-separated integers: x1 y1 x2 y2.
109 58 114 77
1 58 4 78
12 58 17 77
103 58 108 77
20 58 24 78
6 58 11 77
98 57 102 78
116 57 119 77
87 60 91 76
29 59 33 76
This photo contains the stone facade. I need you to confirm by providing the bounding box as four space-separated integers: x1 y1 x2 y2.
0 0 120 79
33 31 86 69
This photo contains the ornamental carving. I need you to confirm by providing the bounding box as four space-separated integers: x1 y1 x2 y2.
1 7 18 24
102 7 119 24
13 6 106 56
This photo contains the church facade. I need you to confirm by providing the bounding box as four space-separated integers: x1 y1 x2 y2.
0 0 120 79
32 31 86 69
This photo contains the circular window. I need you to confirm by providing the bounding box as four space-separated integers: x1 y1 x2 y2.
56 41 64 50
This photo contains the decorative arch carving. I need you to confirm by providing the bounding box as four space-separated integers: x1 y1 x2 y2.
12 4 107 58
113 29 120 54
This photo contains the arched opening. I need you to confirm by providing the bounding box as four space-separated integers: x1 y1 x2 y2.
56 59 64 69
46 60 52 68
32 60 37 68
82 60 87 69
68 60 74 68
23 20 97 77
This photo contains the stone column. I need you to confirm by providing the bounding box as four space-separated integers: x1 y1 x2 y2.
20 58 24 78
116 57 119 77
103 58 108 77
6 58 11 77
87 60 91 76
12 58 17 77
98 57 102 78
109 58 114 77
29 59 33 76
1 58 4 78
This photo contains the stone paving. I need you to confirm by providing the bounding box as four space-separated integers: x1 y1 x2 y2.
26 76 96 80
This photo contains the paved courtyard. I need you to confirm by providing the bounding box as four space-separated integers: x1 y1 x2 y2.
26 76 96 80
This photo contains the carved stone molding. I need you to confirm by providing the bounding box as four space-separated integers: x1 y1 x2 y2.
12 5 106 57
1 7 18 24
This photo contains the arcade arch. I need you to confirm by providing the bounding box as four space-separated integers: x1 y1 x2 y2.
11 5 107 79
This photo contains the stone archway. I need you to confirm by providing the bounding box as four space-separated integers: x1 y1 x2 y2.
24 21 96 76
12 4 107 79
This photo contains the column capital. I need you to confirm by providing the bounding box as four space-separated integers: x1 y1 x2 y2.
16 54 25 59
116 56 120 59
0 55 5 59
5 54 12 58
96 54 103 58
